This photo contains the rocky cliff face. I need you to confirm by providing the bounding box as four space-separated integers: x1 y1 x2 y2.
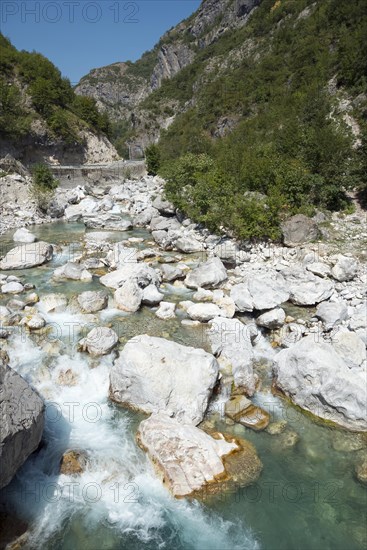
0 363 44 488
75 0 261 148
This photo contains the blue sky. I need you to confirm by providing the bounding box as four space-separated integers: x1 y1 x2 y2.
1 0 201 83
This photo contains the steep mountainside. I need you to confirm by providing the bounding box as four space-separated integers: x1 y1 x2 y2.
76 0 366 160
76 0 366 241
0 35 118 165
75 0 261 154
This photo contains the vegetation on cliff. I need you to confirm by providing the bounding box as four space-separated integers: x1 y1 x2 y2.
0 34 110 145
156 0 367 239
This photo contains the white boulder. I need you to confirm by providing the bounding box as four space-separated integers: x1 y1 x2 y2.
109 335 219 425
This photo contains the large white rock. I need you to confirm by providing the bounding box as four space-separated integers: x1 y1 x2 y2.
142 284 164 306
187 303 222 322
1 282 24 294
248 271 289 310
106 243 138 269
114 280 142 313
100 264 160 290
64 197 98 221
53 262 92 282
175 235 203 254
109 335 219 425
77 290 108 313
159 264 184 282
230 283 253 312
137 413 238 497
274 335 367 431
214 241 239 265
349 302 367 344
256 308 285 329
26 314 46 330
80 327 118 356
13 227 36 243
332 330 366 369
306 262 331 278
208 317 255 395
282 266 334 306
315 301 348 329
185 257 227 289
331 255 358 282
155 301 176 320
0 364 44 489
0 242 53 270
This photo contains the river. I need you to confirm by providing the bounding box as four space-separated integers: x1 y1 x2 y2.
0 219 366 550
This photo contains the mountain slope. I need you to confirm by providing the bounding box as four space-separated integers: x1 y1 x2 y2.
75 0 261 155
76 0 366 239
0 35 118 165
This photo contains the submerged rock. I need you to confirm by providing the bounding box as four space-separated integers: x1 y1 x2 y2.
355 457 367 485
38 293 68 313
110 335 219 425
0 241 53 270
274 335 367 431
0 364 44 488
60 449 89 475
265 420 288 435
225 395 270 431
137 412 262 497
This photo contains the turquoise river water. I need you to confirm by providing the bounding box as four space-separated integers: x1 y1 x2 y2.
0 220 366 550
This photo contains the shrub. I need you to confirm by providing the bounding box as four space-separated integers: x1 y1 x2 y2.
30 163 59 212
145 144 161 175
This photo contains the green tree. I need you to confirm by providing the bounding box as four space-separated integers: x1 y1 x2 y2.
145 144 161 175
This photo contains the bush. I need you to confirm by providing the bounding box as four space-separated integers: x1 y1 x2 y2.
32 163 59 190
31 164 59 213
145 144 161 175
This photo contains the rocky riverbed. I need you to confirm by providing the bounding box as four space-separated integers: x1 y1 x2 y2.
0 172 366 549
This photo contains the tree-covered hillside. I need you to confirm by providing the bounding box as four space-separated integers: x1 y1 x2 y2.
0 34 110 146
153 0 366 240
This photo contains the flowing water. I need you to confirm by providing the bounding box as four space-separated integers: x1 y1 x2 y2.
0 221 366 550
